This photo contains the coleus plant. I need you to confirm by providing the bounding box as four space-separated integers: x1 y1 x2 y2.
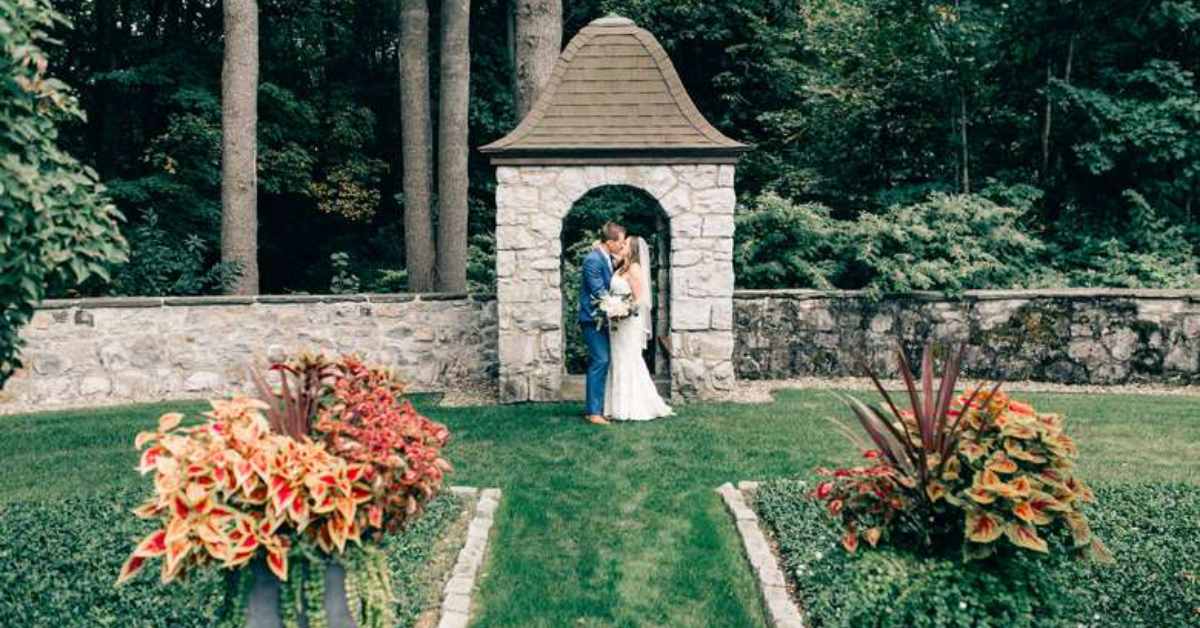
117 398 376 585
819 342 1109 561
310 355 452 535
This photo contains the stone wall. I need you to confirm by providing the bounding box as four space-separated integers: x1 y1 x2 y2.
734 289 1200 384
7 288 1198 414
494 163 737 403
2 294 497 414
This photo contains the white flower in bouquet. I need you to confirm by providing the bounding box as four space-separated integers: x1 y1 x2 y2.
592 292 635 329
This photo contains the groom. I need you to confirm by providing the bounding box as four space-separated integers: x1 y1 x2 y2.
578 221 626 426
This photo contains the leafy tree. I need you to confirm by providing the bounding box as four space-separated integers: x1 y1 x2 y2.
0 0 128 385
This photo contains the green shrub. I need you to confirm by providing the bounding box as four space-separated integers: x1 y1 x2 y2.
733 193 846 289
854 193 1046 297
107 210 239 296
1049 191 1199 289
733 192 1046 296
1 0 128 385
0 488 462 627
755 478 1200 627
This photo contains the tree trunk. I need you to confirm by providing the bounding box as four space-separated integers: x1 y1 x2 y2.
436 0 471 292
399 0 437 292
513 0 561 119
1041 30 1077 185
220 0 260 295
1040 59 1053 183
959 85 969 194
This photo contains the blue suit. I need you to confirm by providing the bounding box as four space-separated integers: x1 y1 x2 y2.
579 248 613 415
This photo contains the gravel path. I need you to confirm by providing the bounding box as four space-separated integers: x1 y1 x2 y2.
728 376 1200 404
436 376 1200 408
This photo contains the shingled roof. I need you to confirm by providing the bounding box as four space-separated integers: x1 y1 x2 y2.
480 15 749 165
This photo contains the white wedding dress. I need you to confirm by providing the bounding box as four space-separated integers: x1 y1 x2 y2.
604 273 673 421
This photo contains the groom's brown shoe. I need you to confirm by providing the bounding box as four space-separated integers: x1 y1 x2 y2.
586 414 610 425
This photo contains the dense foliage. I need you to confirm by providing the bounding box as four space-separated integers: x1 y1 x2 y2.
0 485 461 627
0 0 127 387
756 479 1200 627
37 0 1197 296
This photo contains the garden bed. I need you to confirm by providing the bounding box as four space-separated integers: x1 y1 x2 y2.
0 487 477 627
750 478 1200 627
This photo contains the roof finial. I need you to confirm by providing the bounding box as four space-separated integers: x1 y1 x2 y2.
593 13 634 26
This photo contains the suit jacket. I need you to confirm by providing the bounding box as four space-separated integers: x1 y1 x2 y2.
577 248 613 324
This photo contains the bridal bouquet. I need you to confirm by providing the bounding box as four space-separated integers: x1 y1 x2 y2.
593 292 635 330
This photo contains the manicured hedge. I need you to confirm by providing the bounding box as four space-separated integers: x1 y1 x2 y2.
755 479 1200 627
0 487 462 627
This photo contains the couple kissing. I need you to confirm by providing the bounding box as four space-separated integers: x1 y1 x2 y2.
577 221 673 425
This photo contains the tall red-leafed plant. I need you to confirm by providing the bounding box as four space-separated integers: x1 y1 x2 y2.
836 342 998 507
818 341 1108 561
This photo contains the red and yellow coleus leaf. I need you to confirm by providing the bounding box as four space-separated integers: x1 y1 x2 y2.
1067 477 1095 503
131 499 163 519
1004 522 1049 553
864 527 882 548
1043 430 1077 454
266 545 288 580
965 486 996 504
1007 400 1035 416
925 481 947 503
1001 421 1039 440
132 529 169 558
1064 511 1093 548
966 510 1003 543
1005 438 1047 463
137 446 165 475
995 475 1033 499
941 457 962 481
134 430 159 450
841 530 859 553
1011 500 1051 525
976 469 1004 490
116 554 148 585
161 539 192 583
959 441 987 462
986 452 1018 474
158 412 184 434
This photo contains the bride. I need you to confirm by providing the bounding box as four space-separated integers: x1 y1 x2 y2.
604 236 673 421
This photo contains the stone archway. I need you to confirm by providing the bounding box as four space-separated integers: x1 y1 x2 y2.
558 185 671 384
481 15 748 403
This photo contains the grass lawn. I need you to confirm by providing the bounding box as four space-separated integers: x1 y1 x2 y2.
1 389 1197 627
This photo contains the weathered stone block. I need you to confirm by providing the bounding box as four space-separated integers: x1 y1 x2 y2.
672 300 712 331
670 213 703 239
693 188 735 214
711 301 734 331
673 164 719 190
495 166 519 184
496 226 535 250
79 374 111 396
702 215 735 238
495 185 538 211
